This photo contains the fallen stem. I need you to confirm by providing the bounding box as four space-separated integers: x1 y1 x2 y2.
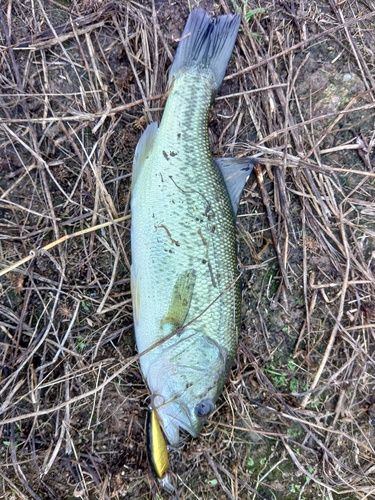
0 214 131 278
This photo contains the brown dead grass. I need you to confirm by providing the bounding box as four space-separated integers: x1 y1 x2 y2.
0 0 375 499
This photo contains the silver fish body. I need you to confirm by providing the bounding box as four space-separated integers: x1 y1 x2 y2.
131 9 251 446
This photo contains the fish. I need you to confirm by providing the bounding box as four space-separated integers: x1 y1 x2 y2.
130 7 257 477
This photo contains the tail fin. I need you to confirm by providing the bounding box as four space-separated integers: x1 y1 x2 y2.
168 8 241 92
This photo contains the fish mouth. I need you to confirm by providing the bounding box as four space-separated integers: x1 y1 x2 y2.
153 397 199 446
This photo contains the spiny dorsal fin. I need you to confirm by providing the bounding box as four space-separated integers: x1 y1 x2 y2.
130 264 140 326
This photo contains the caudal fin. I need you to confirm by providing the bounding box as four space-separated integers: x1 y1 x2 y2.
168 8 241 92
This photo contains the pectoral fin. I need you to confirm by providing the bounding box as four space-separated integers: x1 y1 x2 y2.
132 122 158 190
161 270 196 333
215 155 261 214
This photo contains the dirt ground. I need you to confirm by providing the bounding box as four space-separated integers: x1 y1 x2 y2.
0 0 375 499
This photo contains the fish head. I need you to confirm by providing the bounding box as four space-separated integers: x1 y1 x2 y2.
152 385 217 446
145 328 228 446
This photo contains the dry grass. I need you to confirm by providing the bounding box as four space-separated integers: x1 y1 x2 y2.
0 0 375 498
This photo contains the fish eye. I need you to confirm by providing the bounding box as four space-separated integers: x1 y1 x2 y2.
195 399 215 417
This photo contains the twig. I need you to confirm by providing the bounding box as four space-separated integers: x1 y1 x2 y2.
226 10 375 80
301 206 351 408
254 164 290 290
0 215 131 278
203 452 235 500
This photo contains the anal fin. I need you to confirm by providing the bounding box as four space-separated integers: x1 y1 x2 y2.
215 155 261 214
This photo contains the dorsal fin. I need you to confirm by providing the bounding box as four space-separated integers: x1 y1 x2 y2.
132 122 158 190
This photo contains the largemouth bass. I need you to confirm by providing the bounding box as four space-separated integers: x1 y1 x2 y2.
131 8 256 476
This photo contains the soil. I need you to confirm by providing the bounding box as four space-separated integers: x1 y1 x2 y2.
0 0 375 499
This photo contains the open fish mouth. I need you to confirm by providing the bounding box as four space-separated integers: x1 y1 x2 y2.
153 394 215 446
153 396 196 446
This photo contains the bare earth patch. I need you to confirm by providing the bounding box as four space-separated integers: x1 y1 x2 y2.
0 0 374 499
